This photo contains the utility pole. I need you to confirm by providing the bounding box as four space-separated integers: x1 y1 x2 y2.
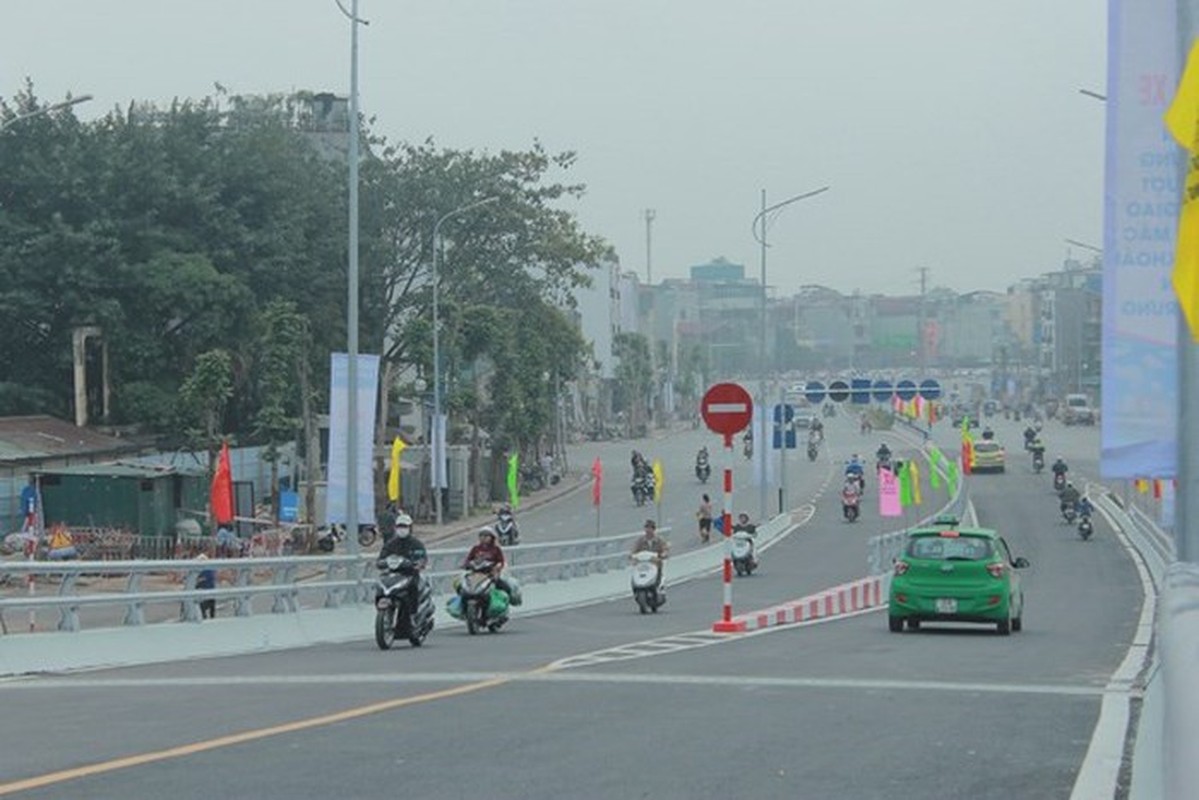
917 266 930 373
645 209 658 430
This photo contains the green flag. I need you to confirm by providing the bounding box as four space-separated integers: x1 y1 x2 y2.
898 462 913 507
507 453 520 509
946 460 959 496
928 448 942 490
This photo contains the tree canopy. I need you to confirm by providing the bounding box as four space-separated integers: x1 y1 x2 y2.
0 85 607 459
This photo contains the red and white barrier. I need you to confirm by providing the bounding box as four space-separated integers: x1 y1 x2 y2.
715 575 887 633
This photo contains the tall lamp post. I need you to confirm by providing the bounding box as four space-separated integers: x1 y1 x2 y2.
334 0 369 553
432 195 498 525
0 94 92 132
751 185 830 519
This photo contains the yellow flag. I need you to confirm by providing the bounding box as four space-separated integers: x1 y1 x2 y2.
387 437 406 502
652 459 664 504
1167 38 1199 339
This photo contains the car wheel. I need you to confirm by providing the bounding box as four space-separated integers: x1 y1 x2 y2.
997 618 1011 636
1011 615 1022 632
906 619 921 631
888 616 904 633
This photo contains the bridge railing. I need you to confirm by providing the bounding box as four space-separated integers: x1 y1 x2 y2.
0 526 663 634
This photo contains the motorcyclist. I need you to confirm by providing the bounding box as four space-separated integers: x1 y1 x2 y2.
1076 495 1095 518
743 429 753 459
495 503 520 545
1052 457 1069 481
875 442 892 468
810 417 825 440
845 455 865 492
731 512 758 568
1059 482 1081 514
631 519 670 597
631 450 649 476
841 477 862 515
695 447 710 478
377 513 427 609
463 526 514 599
1023 426 1037 448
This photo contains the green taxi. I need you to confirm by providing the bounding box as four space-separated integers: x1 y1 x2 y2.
888 524 1029 635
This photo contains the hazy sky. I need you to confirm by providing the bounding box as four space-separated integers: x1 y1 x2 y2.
2 1 1108 297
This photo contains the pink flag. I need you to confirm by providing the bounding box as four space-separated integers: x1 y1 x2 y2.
878 467 902 517
591 457 603 507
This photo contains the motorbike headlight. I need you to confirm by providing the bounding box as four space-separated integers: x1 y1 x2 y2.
385 555 403 571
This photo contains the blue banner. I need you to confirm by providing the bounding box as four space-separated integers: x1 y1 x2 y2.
1101 0 1179 478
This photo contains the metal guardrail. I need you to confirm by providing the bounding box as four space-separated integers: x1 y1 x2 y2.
0 527 661 633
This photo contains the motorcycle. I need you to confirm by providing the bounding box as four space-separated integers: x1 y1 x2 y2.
316 523 378 552
1077 512 1093 540
1061 503 1078 524
1032 452 1045 473
495 509 520 546
876 455 892 475
695 458 711 484
842 490 861 523
454 559 510 634
1053 472 1067 493
373 554 435 650
731 530 757 576
823 403 836 418
630 550 665 613
743 436 753 460
631 472 655 506
807 442 819 462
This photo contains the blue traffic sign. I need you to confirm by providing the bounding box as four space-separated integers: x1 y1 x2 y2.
872 379 894 403
772 403 796 449
895 379 918 401
851 377 872 405
828 380 850 403
919 379 942 400
804 381 826 404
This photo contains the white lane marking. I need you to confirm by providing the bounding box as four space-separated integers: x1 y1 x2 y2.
1069 489 1158 800
0 670 1104 697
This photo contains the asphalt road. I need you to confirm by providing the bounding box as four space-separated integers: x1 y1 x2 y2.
0 410 1137 799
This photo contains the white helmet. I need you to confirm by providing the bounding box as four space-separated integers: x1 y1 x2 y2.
395 513 413 538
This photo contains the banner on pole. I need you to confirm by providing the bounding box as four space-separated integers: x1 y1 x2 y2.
326 353 379 525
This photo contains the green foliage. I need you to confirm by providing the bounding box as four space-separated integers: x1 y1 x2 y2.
612 332 652 417
1 85 608 459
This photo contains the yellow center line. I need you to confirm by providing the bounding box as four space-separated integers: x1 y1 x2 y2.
0 666 554 796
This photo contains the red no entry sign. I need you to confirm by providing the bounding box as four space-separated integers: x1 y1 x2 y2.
701 382 753 438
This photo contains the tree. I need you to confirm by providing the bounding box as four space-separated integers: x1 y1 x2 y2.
613 333 652 436
252 300 311 521
178 349 234 470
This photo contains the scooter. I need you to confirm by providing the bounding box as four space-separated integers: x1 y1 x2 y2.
1053 472 1067 493
807 442 819 462
1077 513 1093 540
842 490 861 523
630 550 665 614
1032 451 1045 473
454 559 510 635
631 472 655 506
695 459 711 483
1061 503 1078 524
731 530 757 576
317 523 378 552
495 509 520 546
373 554 435 650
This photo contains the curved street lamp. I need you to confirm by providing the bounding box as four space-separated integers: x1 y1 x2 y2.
751 185 830 518
431 195 499 525
0 94 93 132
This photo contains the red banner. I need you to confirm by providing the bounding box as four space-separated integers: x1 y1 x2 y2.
591 457 603 507
211 441 234 525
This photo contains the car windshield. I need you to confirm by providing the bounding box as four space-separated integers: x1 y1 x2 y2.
907 535 994 561
974 442 1001 453
1068 398 1087 407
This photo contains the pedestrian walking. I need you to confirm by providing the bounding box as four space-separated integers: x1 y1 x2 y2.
696 494 714 544
195 553 217 619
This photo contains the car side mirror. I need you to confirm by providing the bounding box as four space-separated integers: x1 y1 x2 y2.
1013 557 1030 569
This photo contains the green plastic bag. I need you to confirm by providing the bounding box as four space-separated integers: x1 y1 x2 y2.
488 586 510 617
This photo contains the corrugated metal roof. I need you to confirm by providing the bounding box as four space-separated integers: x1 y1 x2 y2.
36 461 199 479
0 416 143 464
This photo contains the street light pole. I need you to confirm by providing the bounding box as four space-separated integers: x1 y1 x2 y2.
336 0 368 554
431 195 498 526
751 185 830 519
0 94 93 133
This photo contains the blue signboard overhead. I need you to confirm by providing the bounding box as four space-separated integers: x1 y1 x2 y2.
895 379 918 401
804 381 827 405
850 377 872 405
918 379 942 400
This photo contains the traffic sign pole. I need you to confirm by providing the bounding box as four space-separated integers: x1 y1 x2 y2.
712 431 740 632
700 382 753 634
778 385 787 514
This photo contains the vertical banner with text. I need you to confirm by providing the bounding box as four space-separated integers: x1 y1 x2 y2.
1101 0 1180 478
326 352 380 525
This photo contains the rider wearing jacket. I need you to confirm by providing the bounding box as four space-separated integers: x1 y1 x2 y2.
1052 457 1069 477
1059 482 1081 513
464 527 515 600
377 514 427 608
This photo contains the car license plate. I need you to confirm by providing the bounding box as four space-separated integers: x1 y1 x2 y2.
935 598 958 614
